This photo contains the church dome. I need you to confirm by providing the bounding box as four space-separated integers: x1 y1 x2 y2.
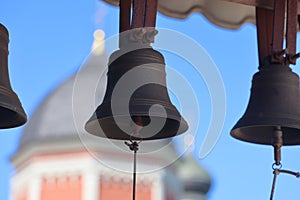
176 155 211 198
19 52 107 149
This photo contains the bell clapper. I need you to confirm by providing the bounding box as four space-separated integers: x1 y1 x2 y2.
272 126 283 166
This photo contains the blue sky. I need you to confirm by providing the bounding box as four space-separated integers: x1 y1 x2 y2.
1 1 300 200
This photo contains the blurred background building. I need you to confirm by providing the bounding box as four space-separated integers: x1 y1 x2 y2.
9 31 211 200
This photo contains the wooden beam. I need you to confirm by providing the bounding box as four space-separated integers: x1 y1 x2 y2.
272 0 285 53
144 0 158 27
286 0 298 64
132 0 147 28
256 7 274 66
119 0 131 32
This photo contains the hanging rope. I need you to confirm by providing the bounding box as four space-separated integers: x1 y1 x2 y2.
269 167 300 200
124 116 144 200
125 140 139 200
270 168 280 200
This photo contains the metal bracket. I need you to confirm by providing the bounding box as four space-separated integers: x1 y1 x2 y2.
119 0 159 48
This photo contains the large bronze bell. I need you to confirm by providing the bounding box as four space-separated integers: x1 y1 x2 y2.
231 64 300 145
0 24 26 128
85 48 188 140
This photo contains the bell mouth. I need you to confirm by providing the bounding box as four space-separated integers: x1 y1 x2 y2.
0 86 27 128
85 98 188 140
231 109 300 146
0 106 26 128
85 115 188 140
231 125 300 146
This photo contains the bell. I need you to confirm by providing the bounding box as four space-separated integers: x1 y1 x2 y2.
231 64 300 145
0 24 27 128
85 48 188 140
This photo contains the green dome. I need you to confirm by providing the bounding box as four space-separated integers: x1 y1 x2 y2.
176 155 211 194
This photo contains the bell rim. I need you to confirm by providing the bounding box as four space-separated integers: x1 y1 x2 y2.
231 123 300 146
85 115 188 140
0 103 27 128
0 87 27 128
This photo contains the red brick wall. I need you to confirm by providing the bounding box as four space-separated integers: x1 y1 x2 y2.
100 179 151 200
41 176 82 200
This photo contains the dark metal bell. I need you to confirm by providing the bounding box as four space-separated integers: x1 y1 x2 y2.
0 24 27 128
85 48 188 140
231 64 300 145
